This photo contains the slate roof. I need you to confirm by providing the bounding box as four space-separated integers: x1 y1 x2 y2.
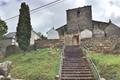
56 20 110 32
56 24 67 31
56 24 68 35
4 30 41 39
5 32 16 39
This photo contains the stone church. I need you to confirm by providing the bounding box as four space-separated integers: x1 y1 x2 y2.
56 6 120 45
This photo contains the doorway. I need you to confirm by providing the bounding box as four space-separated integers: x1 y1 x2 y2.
72 35 80 45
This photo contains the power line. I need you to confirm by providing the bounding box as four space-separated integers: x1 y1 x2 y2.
31 0 64 14
5 15 18 21
5 0 64 21
31 0 62 12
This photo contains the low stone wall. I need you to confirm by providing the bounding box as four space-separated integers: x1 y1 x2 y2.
81 37 120 54
34 39 64 49
34 37 120 54
5 45 22 57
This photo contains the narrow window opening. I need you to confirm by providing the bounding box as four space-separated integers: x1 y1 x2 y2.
77 10 80 17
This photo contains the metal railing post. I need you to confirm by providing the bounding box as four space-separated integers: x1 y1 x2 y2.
82 47 101 80
58 45 65 80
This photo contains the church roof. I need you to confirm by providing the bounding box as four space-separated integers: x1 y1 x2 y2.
56 24 67 31
56 20 110 32
92 20 110 30
5 30 40 39
5 32 16 39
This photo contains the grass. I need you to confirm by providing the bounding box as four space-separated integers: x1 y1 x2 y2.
0 48 61 80
88 53 120 80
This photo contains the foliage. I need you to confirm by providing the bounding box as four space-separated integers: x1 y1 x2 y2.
0 19 8 39
0 48 61 80
37 32 42 37
41 35 47 40
89 53 120 80
37 32 47 40
16 2 32 51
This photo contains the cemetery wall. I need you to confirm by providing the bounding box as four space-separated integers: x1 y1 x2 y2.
81 37 120 54
34 39 64 49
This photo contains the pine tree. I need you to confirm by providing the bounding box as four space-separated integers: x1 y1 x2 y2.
16 2 32 51
0 18 8 39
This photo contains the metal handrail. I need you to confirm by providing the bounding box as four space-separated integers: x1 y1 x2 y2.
88 57 101 80
58 46 65 80
82 47 101 80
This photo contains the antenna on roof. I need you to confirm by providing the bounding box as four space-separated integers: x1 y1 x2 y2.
109 19 112 23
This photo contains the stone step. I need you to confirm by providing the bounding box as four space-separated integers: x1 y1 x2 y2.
63 58 83 61
60 46 95 80
62 73 94 77
63 61 87 63
61 76 95 80
63 60 87 62
62 67 90 69
62 68 90 71
63 62 87 64
62 71 92 74
62 70 91 73
63 64 89 67
62 65 88 67
63 59 87 61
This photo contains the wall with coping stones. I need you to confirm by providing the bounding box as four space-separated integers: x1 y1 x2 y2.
34 37 120 54
34 39 64 49
81 37 120 54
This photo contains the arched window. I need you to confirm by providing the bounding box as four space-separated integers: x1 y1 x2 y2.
77 9 80 17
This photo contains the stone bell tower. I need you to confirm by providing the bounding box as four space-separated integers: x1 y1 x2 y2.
64 6 93 46
67 5 92 32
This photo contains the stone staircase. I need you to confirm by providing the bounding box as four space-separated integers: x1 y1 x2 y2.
60 46 95 80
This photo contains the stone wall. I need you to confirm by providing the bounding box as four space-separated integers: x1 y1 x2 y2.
34 39 64 49
105 23 120 37
0 39 12 57
81 37 120 54
92 21 109 38
92 20 109 31
66 6 92 33
5 45 22 56
93 28 105 38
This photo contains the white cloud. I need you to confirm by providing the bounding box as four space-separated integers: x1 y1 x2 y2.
0 10 4 18
74 0 85 8
0 0 78 34
0 0 120 35
86 0 120 26
104 2 120 17
0 0 10 5
31 9 55 32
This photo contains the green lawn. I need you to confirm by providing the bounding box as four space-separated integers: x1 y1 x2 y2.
0 48 61 80
89 53 120 80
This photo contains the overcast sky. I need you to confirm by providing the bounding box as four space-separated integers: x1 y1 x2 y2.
0 0 120 35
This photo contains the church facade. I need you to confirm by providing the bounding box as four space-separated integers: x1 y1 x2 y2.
56 6 120 45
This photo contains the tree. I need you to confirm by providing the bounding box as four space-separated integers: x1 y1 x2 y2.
0 19 8 39
41 35 47 40
37 32 47 40
16 2 32 51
